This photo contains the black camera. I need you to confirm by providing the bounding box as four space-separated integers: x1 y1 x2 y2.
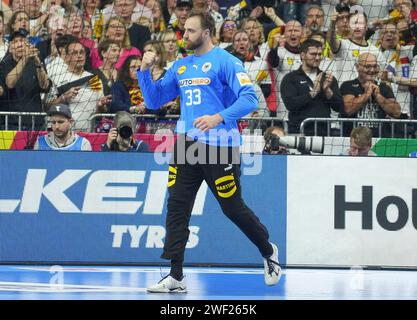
118 125 133 139
268 134 325 154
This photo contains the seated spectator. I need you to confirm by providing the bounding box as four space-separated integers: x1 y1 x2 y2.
93 40 121 95
47 40 111 132
342 126 376 156
90 17 141 70
34 104 92 151
263 126 289 154
0 29 51 130
160 29 179 68
281 39 343 136
340 52 402 137
101 111 149 151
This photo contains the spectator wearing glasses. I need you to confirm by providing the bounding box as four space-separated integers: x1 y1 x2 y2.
340 52 401 137
218 19 237 49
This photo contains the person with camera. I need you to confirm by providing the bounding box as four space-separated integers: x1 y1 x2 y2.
281 39 343 136
138 11 281 293
263 126 289 154
34 104 92 151
342 126 376 156
101 111 149 152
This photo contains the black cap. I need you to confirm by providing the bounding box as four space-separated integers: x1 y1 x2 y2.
47 104 72 119
9 28 29 42
176 0 193 8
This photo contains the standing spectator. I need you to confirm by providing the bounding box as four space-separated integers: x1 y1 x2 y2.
192 0 224 37
23 0 49 37
144 0 166 39
34 103 92 151
160 29 179 68
47 40 111 131
66 11 96 50
378 23 415 118
268 20 303 119
281 39 343 135
218 19 238 49
0 10 8 61
109 55 145 114
90 17 141 70
303 4 325 40
93 39 121 95
340 52 401 137
162 0 177 25
170 0 193 58
328 11 385 84
103 0 152 52
284 0 322 25
7 10 42 45
342 126 376 156
0 29 51 130
231 29 271 118
241 17 269 60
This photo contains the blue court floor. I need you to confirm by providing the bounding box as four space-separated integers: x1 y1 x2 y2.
0 265 416 300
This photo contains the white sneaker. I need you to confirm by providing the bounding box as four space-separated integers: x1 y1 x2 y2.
147 275 187 293
263 243 281 286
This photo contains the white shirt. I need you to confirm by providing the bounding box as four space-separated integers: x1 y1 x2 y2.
49 70 104 132
272 47 302 120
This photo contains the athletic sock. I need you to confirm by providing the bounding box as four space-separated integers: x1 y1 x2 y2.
170 260 183 281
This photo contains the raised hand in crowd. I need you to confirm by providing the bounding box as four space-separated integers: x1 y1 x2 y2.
322 72 334 91
310 73 323 98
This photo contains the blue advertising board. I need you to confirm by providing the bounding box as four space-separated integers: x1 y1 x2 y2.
0 151 286 266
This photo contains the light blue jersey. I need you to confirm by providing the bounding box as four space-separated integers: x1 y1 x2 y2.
137 47 258 146
37 134 87 151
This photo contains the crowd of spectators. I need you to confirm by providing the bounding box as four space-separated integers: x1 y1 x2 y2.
1 0 417 145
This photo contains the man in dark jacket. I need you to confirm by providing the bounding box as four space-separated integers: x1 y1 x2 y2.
281 38 343 136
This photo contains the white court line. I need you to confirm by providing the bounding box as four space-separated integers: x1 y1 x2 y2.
14 266 267 275
0 281 148 293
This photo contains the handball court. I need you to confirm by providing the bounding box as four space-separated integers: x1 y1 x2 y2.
0 265 416 300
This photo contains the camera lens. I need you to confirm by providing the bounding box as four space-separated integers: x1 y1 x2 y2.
118 125 133 139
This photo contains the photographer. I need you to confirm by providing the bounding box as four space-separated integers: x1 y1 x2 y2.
263 126 288 154
101 111 149 152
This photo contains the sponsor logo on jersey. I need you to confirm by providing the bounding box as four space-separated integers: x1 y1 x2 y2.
202 62 212 73
215 174 237 198
179 78 211 87
352 49 360 58
177 65 186 74
236 72 252 86
287 57 294 65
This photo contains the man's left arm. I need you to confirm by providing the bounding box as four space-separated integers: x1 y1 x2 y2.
374 84 401 118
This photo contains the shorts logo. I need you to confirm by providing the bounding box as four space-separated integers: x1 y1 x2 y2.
215 174 237 198
177 66 186 75
236 72 252 86
202 62 212 73
168 166 177 187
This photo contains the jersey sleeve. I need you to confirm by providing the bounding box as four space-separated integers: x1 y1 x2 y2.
137 67 179 109
218 54 258 124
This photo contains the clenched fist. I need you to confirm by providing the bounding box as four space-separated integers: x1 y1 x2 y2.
141 51 157 71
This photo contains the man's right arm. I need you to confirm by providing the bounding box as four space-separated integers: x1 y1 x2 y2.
5 59 27 89
137 51 178 109
328 12 341 54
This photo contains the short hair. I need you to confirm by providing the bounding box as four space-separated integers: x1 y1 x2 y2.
98 39 120 60
55 34 78 53
299 38 323 53
306 5 324 16
65 40 85 55
264 126 285 142
350 127 373 147
188 10 215 36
